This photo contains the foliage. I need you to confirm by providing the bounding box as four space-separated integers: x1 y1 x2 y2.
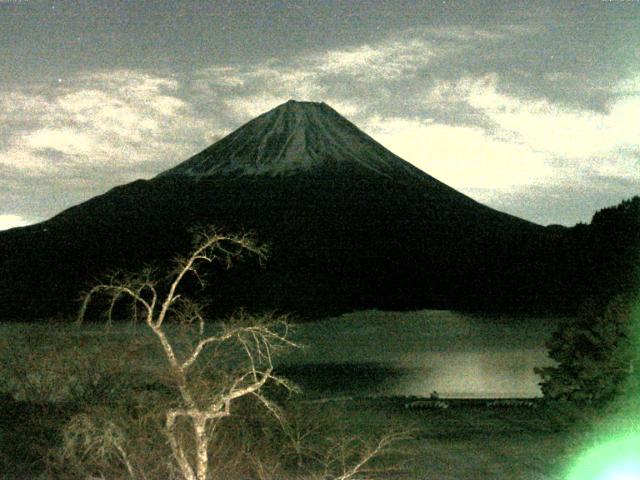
536 294 638 405
578 196 640 298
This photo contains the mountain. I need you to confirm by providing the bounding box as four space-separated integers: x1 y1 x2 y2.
0 100 593 321
161 100 435 181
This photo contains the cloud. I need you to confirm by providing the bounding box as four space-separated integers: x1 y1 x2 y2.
26 127 97 157
317 39 433 79
0 71 206 175
0 70 223 224
462 75 640 164
188 35 435 123
224 93 297 119
614 74 640 95
189 65 327 123
418 74 640 185
224 92 360 121
419 25 510 42
0 214 30 231
365 116 553 190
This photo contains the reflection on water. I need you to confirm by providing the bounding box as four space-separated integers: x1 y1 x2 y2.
280 310 565 398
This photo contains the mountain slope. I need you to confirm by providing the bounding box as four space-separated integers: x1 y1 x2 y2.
161 100 433 181
159 100 537 229
0 100 579 321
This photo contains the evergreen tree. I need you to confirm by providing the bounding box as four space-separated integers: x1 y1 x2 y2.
536 294 637 404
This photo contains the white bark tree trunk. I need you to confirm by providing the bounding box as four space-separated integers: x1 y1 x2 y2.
194 415 209 480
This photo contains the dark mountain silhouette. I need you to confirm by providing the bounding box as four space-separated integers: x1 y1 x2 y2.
0 101 636 321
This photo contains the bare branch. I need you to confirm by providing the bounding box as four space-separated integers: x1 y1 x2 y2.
155 229 266 328
333 430 414 480
181 334 230 371
75 227 306 480
220 368 273 406
77 278 154 325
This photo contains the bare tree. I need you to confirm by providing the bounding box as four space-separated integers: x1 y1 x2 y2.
75 226 412 480
78 227 297 480
279 404 413 480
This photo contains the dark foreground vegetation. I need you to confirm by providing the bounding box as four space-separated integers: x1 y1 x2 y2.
0 319 629 480
0 385 605 480
0 321 406 480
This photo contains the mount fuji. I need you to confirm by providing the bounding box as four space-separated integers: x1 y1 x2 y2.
0 100 575 320
161 100 438 181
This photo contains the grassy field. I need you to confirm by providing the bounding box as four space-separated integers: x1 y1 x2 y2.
316 397 587 479
0 394 590 479
0 321 592 479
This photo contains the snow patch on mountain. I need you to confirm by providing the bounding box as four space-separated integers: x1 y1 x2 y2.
158 100 431 182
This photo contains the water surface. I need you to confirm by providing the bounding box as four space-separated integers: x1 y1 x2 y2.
281 310 564 398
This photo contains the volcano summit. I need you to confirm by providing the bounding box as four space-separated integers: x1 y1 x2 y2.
0 100 576 320
161 100 432 181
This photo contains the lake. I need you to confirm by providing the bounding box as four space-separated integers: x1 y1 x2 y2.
280 310 565 398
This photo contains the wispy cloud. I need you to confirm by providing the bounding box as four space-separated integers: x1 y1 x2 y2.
189 34 435 122
0 71 207 175
316 39 433 79
362 72 639 223
0 70 220 223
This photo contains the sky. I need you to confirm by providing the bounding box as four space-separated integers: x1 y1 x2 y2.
1 0 639 230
